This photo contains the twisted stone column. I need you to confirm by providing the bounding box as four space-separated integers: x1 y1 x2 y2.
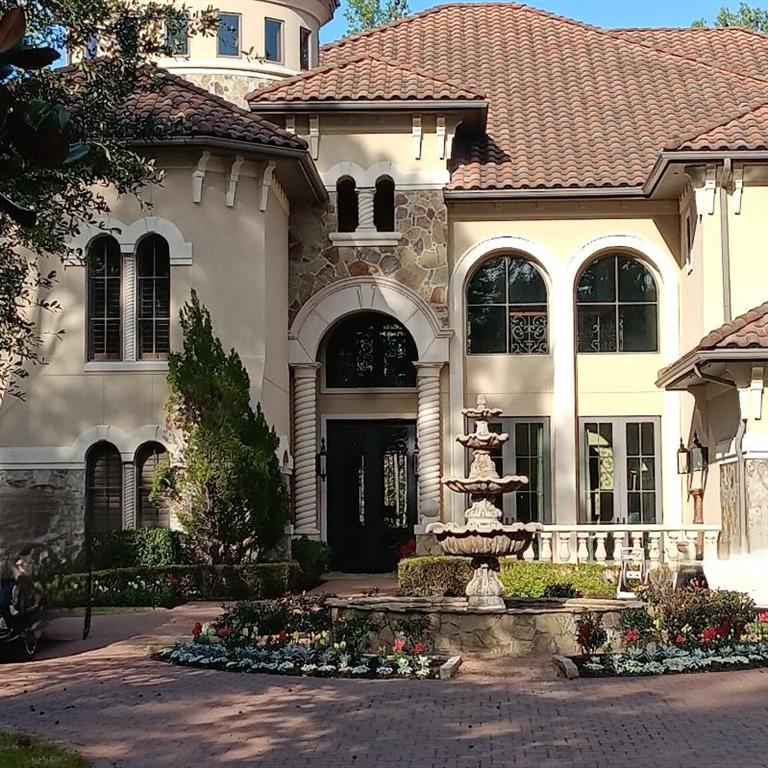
292 363 321 536
122 462 136 529
357 187 375 230
415 362 444 524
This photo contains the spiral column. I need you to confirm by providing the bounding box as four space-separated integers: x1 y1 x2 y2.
415 362 444 524
357 188 375 230
291 362 321 536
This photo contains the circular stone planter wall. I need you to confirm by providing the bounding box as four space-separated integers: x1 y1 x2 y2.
329 596 639 658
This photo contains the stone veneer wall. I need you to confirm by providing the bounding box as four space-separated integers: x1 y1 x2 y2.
746 459 768 553
180 73 274 108
289 190 449 326
0 469 85 565
719 462 739 558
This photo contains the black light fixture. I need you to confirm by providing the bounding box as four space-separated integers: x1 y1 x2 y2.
316 437 327 482
677 438 691 475
690 432 709 474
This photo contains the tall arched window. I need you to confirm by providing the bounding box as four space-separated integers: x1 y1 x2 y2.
87 236 122 360
576 253 658 352
336 177 358 232
466 255 548 354
137 234 171 359
86 442 123 531
136 442 170 528
325 312 417 388
373 176 395 232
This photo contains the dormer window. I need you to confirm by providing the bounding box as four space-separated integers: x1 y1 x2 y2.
265 18 283 63
300 27 311 70
336 177 358 233
217 12 240 57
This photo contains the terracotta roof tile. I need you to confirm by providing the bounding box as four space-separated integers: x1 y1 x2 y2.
248 4 768 190
700 301 768 349
126 70 306 151
249 54 484 103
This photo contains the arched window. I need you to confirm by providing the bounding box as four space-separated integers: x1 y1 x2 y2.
325 312 417 388
87 236 122 360
576 254 658 352
86 442 123 531
466 255 548 354
336 177 358 232
373 176 395 232
137 234 171 359
136 442 170 528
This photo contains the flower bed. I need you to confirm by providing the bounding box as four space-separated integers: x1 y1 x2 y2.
157 595 451 680
567 585 768 678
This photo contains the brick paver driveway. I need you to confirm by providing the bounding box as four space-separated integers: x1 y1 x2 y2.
2 603 768 768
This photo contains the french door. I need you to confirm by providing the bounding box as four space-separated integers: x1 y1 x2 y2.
579 417 661 525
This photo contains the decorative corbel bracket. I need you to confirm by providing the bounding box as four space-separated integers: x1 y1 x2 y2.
285 116 296 134
192 150 212 204
436 116 446 160
693 164 717 215
750 366 764 420
733 164 744 214
309 114 319 160
412 115 423 160
226 155 245 208
259 162 277 212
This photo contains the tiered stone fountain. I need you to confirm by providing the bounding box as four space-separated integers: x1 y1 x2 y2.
427 395 543 610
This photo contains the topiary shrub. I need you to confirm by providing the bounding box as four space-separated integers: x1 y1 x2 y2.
398 556 474 597
499 561 619 599
292 537 330 588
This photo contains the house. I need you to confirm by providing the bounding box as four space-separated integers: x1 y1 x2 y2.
1 1 767 579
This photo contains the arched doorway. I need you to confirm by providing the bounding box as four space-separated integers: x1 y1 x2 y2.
322 312 418 572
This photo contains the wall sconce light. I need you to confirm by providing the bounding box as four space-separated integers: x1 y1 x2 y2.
315 437 327 482
690 432 709 474
412 445 420 479
677 438 691 475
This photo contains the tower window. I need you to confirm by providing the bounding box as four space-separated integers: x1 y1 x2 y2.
300 27 311 70
217 12 240 57
166 13 189 56
373 176 395 232
87 236 122 361
336 177 358 233
265 18 283 63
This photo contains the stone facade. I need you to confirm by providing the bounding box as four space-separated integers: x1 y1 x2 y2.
746 459 768 553
719 462 739 558
289 190 449 326
182 73 274 109
0 469 85 566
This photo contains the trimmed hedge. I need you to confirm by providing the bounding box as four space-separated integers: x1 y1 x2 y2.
398 556 619 599
48 562 300 608
398 556 474 597
292 537 330 589
84 528 188 571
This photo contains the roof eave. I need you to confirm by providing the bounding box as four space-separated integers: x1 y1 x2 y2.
656 348 768 389
444 186 646 200
249 99 488 113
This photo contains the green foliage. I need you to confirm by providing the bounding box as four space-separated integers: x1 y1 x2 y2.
398 556 474 597
292 537 330 588
575 612 608 655
692 2 768 31
86 528 186 570
0 731 88 768
344 0 410 34
499 561 619 599
542 582 580 599
158 291 289 564
0 2 217 402
48 563 300 608
333 612 382 657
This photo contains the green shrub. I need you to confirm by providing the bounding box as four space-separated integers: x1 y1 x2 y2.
48 562 300 608
292 537 330 588
85 528 187 570
398 556 474 597
499 561 619 599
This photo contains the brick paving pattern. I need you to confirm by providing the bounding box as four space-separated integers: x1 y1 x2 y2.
2 603 768 767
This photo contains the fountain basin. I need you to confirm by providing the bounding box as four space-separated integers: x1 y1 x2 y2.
427 521 542 557
443 476 527 495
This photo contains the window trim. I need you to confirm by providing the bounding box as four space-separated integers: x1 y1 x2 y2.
86 236 122 362
136 234 171 361
465 253 550 356
578 416 662 526
264 17 284 64
299 26 312 70
576 254 659 354
217 11 242 58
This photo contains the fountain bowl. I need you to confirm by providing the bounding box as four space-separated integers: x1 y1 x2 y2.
426 520 542 557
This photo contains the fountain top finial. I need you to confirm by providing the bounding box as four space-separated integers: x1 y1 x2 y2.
462 393 503 421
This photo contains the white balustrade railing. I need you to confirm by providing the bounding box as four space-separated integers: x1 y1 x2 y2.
529 524 721 565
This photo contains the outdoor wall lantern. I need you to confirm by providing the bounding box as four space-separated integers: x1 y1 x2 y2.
315 437 327 482
677 439 691 475
678 432 708 525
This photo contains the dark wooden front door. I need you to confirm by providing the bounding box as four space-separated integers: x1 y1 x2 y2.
326 420 417 572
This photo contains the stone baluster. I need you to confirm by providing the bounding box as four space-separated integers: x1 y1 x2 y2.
292 363 321 536
594 532 608 564
523 540 536 561
666 530 680 562
357 188 375 231
540 532 553 562
558 532 572 563
685 530 699 562
414 363 443 525
576 533 590 563
648 532 661 564
703 530 719 561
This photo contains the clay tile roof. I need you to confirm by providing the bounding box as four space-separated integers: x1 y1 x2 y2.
671 103 768 151
248 3 768 191
700 301 768 349
127 70 306 151
248 53 484 103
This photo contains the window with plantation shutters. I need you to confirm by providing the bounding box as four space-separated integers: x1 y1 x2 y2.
86 442 123 531
87 236 122 360
136 442 170 528
137 235 171 359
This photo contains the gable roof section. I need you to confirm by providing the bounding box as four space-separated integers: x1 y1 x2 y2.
248 3 768 192
248 54 485 106
671 103 768 151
